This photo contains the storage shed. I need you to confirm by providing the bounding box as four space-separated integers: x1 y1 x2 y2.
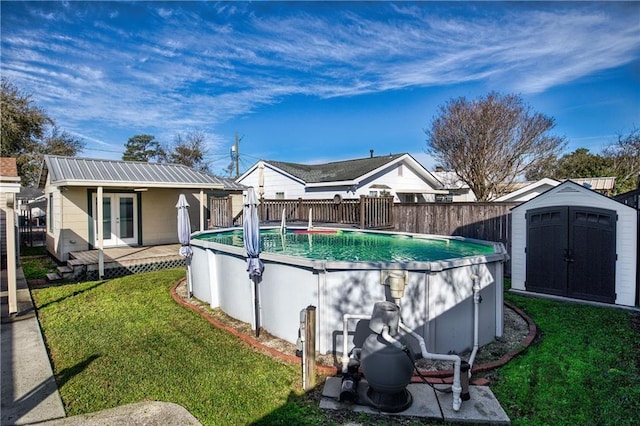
511 180 638 307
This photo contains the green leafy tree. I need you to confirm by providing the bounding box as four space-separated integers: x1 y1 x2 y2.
425 92 566 201
604 128 640 194
526 148 612 181
122 134 164 162
168 131 209 173
1 78 84 186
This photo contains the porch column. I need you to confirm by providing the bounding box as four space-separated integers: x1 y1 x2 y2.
200 189 205 231
97 186 104 279
6 193 17 314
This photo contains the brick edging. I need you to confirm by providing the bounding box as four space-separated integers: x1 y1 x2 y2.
411 300 538 384
171 280 537 382
170 279 337 376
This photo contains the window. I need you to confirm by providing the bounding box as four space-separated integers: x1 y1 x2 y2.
435 194 454 203
369 191 378 197
275 192 285 199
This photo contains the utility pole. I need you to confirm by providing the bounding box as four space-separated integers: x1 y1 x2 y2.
230 133 241 179
235 133 240 179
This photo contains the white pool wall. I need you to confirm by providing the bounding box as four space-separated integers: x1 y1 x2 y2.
189 227 508 356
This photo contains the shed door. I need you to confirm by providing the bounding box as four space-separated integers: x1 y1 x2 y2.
526 206 616 303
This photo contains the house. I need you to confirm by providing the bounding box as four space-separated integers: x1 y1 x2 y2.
237 153 460 203
39 155 245 263
494 177 617 202
1 157 22 314
431 168 477 202
511 180 638 307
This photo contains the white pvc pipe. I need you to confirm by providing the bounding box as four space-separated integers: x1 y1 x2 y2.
399 323 463 412
341 314 371 373
280 208 286 233
341 312 464 412
467 274 481 374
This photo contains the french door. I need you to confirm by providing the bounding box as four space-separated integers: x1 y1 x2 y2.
93 193 138 246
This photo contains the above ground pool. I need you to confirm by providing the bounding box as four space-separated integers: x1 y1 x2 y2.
193 228 495 263
189 227 508 356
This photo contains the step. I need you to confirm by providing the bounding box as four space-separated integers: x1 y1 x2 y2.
46 272 63 283
57 265 73 275
67 258 83 267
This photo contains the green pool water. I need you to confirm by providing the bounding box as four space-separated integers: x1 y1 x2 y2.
193 228 495 263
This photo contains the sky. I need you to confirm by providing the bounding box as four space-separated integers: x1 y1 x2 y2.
2 1 639 177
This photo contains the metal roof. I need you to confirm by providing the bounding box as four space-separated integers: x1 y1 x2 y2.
41 155 245 190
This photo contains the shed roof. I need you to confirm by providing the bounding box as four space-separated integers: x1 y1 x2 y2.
40 155 245 190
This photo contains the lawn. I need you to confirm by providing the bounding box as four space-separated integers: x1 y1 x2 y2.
31 270 640 425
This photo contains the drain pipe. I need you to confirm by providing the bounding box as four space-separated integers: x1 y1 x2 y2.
467 274 481 374
398 323 463 412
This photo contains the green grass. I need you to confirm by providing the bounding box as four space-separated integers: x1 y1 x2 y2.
494 293 640 426
21 251 58 279
32 271 640 425
32 270 318 425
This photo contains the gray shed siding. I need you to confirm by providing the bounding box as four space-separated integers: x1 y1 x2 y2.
511 181 637 306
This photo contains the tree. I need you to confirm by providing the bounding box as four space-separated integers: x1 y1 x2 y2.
604 128 640 194
1 78 84 186
525 148 612 181
19 126 86 186
168 131 209 173
425 92 566 201
122 134 164 162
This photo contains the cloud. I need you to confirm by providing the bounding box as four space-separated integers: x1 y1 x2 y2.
1 1 638 156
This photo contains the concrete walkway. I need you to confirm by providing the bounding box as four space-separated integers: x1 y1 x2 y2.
1 268 65 425
1 268 201 426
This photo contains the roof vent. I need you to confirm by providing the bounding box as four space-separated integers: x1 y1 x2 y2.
370 149 374 158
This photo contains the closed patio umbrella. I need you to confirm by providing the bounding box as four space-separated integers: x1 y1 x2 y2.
176 194 193 298
243 187 264 337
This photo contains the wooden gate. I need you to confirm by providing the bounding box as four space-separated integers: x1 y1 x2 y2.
526 206 616 303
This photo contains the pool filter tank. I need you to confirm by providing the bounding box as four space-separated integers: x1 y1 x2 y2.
359 301 414 412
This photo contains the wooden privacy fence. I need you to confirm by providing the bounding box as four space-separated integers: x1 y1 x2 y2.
212 196 394 230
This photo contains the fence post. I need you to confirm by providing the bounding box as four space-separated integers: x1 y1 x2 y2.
300 305 316 391
297 198 304 221
360 196 366 229
226 196 233 228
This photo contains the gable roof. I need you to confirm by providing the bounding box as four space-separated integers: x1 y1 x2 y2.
241 153 443 189
40 155 245 190
512 179 633 211
268 153 406 183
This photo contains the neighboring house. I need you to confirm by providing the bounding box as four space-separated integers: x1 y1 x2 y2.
431 168 477 202
494 177 617 202
237 153 454 203
1 157 21 314
40 155 245 262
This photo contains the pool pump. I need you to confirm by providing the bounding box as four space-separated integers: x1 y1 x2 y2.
340 301 415 412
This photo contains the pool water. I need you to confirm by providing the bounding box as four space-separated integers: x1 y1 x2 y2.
193 228 494 262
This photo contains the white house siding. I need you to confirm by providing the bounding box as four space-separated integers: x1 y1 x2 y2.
511 183 637 306
239 165 306 199
59 188 91 260
239 160 442 202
